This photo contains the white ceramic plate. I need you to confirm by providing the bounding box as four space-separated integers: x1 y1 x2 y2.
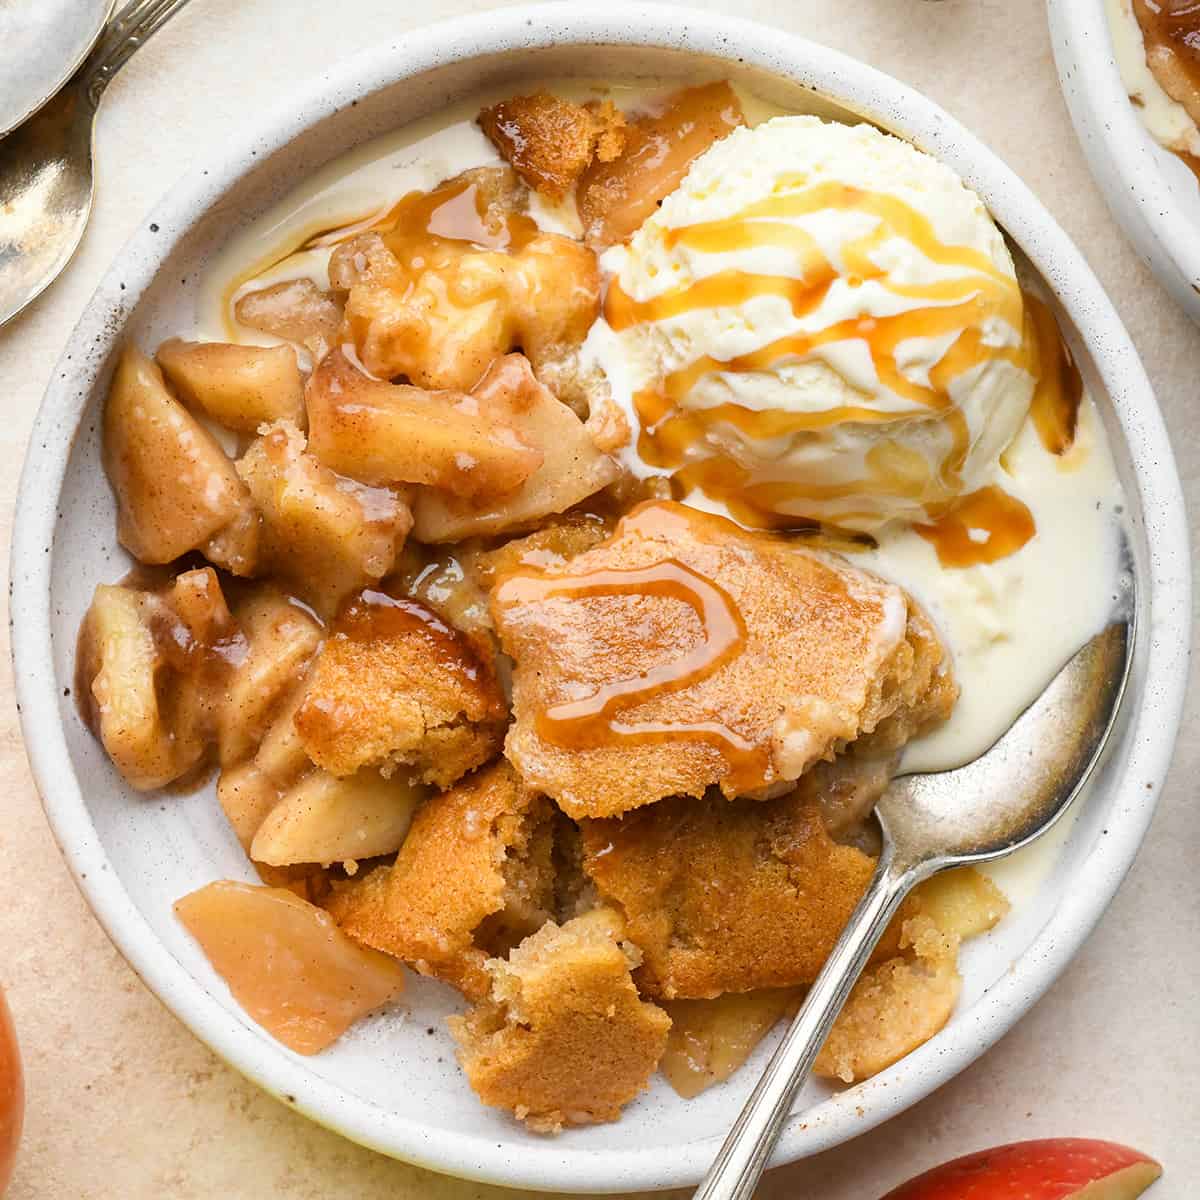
1049 0 1200 323
10 5 1191 1192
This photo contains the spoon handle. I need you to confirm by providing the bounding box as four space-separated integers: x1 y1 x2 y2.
83 0 193 106
693 838 921 1200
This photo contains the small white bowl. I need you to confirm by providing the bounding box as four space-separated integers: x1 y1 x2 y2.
1049 0 1200 323
10 4 1191 1192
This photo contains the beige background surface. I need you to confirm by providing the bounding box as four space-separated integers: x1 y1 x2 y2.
0 1 1195 1196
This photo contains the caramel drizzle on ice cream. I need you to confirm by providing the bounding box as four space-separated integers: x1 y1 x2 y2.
606 178 1086 563
914 485 1036 568
605 180 1026 528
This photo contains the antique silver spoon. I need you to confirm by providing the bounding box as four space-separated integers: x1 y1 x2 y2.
0 0 116 137
0 0 192 328
695 557 1134 1200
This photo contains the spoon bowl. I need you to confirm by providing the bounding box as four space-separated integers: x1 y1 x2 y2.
0 87 96 328
883 618 1133 872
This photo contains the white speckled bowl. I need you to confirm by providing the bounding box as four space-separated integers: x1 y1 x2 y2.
9 4 1190 1192
1049 0 1200 323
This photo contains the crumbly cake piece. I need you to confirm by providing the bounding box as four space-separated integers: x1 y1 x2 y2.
469 513 615 588
492 500 955 819
448 908 670 1132
577 82 745 247
579 789 883 999
324 761 555 998
478 92 627 199
294 590 506 788
814 914 961 1084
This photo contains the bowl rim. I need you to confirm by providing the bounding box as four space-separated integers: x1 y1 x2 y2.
9 3 1191 1192
1048 0 1200 322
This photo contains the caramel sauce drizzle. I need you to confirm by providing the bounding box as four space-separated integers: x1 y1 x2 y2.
304 174 538 256
606 178 1091 562
914 484 1036 568
495 503 766 777
1024 292 1082 456
223 174 538 333
605 179 1027 527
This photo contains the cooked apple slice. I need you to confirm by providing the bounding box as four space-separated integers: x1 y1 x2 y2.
909 866 1010 941
78 585 198 790
219 762 287 851
881 1139 1161 1199
166 565 236 647
79 568 246 791
236 419 412 617
218 687 313 849
305 349 541 497
103 345 258 570
577 81 745 247
660 989 799 1099
250 768 425 867
217 586 323 767
412 354 618 542
156 339 305 433
234 278 344 362
174 880 405 1054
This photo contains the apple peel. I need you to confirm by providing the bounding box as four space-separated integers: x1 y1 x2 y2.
881 1138 1161 1200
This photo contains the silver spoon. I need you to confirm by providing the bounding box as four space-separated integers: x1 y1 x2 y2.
0 0 116 137
695 561 1134 1200
0 0 192 328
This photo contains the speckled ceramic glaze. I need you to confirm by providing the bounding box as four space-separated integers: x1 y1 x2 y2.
1049 0 1200 324
9 5 1190 1192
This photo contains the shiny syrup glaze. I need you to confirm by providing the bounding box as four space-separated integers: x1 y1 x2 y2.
335 587 487 686
577 81 746 246
227 172 542 319
495 502 779 788
305 173 538 258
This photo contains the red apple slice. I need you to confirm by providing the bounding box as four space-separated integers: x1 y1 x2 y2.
881 1138 1161 1200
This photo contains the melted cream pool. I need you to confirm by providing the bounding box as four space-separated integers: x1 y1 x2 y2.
193 79 1128 903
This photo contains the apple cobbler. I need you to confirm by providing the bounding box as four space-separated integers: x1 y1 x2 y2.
77 81 1012 1133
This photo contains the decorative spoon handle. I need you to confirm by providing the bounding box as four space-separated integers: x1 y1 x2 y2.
83 0 192 107
693 838 920 1200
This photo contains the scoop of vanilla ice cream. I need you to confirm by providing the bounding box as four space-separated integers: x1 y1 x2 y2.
602 115 1035 531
